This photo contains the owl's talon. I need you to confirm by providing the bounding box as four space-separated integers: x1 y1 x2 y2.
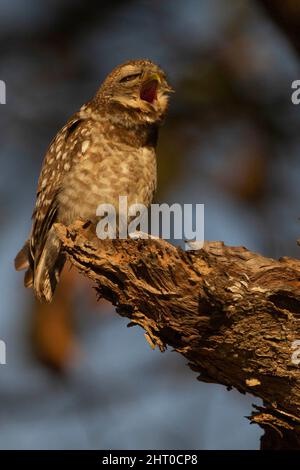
82 220 92 229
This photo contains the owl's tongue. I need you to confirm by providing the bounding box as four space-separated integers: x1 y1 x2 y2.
140 79 158 103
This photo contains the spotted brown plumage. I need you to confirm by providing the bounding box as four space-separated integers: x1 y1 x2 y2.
15 59 173 302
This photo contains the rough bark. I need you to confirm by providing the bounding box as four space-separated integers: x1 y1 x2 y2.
55 222 300 450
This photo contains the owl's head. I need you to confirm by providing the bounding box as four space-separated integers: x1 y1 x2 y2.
96 59 173 124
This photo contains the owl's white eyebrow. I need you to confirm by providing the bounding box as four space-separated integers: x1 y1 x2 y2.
119 66 141 76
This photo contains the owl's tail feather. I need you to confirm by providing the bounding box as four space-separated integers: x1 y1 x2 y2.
14 240 30 271
15 240 34 288
15 229 65 302
33 227 66 303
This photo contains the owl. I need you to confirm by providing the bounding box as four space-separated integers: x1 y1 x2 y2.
15 59 173 302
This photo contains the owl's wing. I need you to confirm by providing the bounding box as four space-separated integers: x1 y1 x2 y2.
15 113 87 287
15 108 105 301
25 112 94 301
30 113 85 265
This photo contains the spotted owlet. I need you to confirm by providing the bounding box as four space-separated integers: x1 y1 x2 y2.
14 59 173 303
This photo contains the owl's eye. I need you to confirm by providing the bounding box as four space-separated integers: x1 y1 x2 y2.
119 73 141 83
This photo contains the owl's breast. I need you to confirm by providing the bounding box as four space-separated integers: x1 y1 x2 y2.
58 141 157 225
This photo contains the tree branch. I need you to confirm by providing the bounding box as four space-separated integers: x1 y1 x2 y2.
55 222 300 449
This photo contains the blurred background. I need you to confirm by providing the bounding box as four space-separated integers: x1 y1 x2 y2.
0 0 300 450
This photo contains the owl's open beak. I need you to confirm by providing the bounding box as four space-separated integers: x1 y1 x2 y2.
140 74 161 104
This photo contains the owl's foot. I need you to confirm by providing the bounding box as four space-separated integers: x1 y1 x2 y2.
185 239 204 250
128 231 159 240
